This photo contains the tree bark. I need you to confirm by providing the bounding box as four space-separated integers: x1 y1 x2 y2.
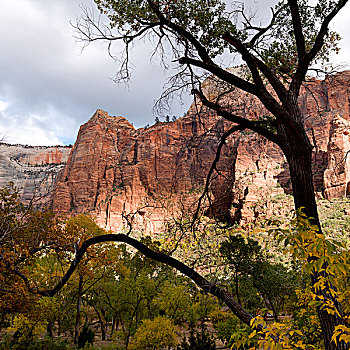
46 320 53 338
285 137 349 350
235 272 240 305
286 142 320 225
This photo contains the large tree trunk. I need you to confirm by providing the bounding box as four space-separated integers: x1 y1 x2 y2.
286 139 349 350
286 142 320 225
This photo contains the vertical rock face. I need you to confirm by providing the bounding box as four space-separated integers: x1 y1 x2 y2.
324 116 350 199
0 144 71 203
52 109 237 232
29 71 350 230
308 72 350 199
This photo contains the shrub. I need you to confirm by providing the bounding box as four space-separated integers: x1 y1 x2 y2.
130 316 177 350
78 325 95 349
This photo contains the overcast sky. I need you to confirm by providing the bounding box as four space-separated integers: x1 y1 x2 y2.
0 0 349 146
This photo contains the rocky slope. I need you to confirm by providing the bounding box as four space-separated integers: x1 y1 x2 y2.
51 71 350 233
0 143 71 203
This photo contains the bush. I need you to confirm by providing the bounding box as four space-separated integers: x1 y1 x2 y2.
27 337 70 350
130 316 177 350
78 325 95 349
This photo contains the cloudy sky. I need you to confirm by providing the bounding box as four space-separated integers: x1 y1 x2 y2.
0 0 349 146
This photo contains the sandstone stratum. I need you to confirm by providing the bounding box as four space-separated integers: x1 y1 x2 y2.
0 143 71 203
1 72 350 232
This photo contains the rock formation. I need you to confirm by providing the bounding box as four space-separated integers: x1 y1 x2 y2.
52 109 232 232
50 71 350 232
0 143 71 203
1 72 349 232
324 115 350 198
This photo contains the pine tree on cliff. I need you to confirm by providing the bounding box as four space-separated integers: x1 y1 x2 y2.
69 1 349 349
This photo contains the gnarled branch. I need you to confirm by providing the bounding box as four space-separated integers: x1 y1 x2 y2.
26 233 255 327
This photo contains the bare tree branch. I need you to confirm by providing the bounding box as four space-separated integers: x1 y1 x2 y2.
26 233 256 327
192 88 284 148
192 124 244 226
288 0 306 62
290 0 349 95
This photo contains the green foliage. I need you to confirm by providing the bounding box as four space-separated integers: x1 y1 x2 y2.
95 0 242 58
229 211 350 349
250 261 298 320
0 336 70 350
156 281 192 324
254 115 277 134
130 316 177 350
291 287 323 346
65 214 106 239
0 183 69 317
191 292 219 326
220 234 262 305
260 0 340 76
318 198 350 243
9 315 44 350
160 218 226 272
210 309 241 346
220 235 263 271
90 0 342 83
2 182 350 349
6 298 62 349
0 182 22 236
27 338 70 350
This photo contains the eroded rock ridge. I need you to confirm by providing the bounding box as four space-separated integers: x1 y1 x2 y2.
51 72 350 232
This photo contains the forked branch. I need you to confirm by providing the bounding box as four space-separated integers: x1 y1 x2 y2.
192 88 284 148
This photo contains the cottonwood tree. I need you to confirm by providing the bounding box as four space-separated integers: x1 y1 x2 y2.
59 1 350 348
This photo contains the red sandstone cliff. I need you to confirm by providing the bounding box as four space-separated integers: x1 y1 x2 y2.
52 71 350 232
52 109 230 231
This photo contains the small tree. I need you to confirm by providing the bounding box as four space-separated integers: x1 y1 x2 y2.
177 324 216 350
220 235 263 304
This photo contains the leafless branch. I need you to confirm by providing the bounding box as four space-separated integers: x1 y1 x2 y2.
191 125 244 227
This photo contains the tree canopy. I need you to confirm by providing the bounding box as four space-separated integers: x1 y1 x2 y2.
1 184 350 349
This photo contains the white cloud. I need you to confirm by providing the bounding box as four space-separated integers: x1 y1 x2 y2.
2 126 62 146
0 0 349 146
0 115 62 146
0 101 9 113
329 5 350 69
0 0 184 146
0 104 77 146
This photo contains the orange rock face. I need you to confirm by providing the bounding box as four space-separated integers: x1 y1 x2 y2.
324 116 350 198
51 72 350 232
52 109 230 232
